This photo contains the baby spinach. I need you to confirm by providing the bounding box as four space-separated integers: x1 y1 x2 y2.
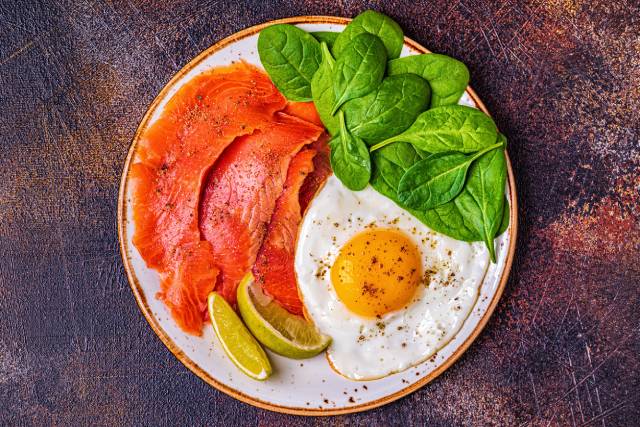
343 73 430 144
371 144 425 206
496 133 511 238
421 200 485 242
497 197 510 235
311 42 339 135
330 111 371 190
311 31 339 49
388 54 470 107
370 163 400 198
455 146 507 261
333 10 404 59
258 24 322 101
397 140 503 210
398 152 472 210
422 152 450 162
257 13 512 258
370 105 498 153
370 143 482 242
376 140 428 167
379 135 509 252
373 142 424 190
331 33 387 114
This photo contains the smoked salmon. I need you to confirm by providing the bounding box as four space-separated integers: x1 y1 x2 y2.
252 149 317 315
131 62 287 335
283 102 332 212
199 113 323 306
299 134 332 213
283 101 323 127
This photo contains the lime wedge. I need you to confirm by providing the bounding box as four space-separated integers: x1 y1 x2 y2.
237 273 331 359
207 292 272 381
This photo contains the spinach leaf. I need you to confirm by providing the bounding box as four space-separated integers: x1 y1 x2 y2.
370 143 481 241
387 53 470 107
333 10 404 59
343 73 430 144
422 152 449 162
497 197 510 235
331 33 387 114
397 140 503 210
455 146 507 261
421 200 484 242
330 111 371 190
370 105 497 153
487 134 509 237
373 144 417 191
311 31 339 49
398 152 472 209
377 140 428 169
494 136 510 237
371 137 510 253
311 42 339 135
258 24 322 101
371 162 401 199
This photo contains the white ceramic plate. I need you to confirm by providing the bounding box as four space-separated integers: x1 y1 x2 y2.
118 16 518 415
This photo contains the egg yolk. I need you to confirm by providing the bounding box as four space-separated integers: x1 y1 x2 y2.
330 229 422 317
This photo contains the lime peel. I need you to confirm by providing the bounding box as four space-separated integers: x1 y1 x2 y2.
207 292 272 381
237 273 331 359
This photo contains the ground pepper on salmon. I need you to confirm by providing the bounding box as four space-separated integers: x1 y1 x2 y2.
298 134 332 213
252 149 317 315
130 62 287 335
199 113 323 306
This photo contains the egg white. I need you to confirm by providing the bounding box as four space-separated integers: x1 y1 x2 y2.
295 175 490 380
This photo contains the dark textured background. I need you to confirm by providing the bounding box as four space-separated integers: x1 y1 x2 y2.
1 0 639 425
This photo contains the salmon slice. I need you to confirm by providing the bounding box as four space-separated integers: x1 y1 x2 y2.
199 113 323 306
252 149 317 315
283 101 323 127
282 101 331 212
130 62 286 335
299 133 332 213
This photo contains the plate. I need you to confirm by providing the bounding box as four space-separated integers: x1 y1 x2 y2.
117 16 518 415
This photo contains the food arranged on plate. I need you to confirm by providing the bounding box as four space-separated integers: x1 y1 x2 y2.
130 10 510 381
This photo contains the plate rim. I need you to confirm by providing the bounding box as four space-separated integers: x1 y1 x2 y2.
117 15 518 416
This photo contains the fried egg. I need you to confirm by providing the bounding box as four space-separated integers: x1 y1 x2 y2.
295 175 490 380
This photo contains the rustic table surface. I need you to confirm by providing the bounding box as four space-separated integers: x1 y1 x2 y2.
1 1 639 425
